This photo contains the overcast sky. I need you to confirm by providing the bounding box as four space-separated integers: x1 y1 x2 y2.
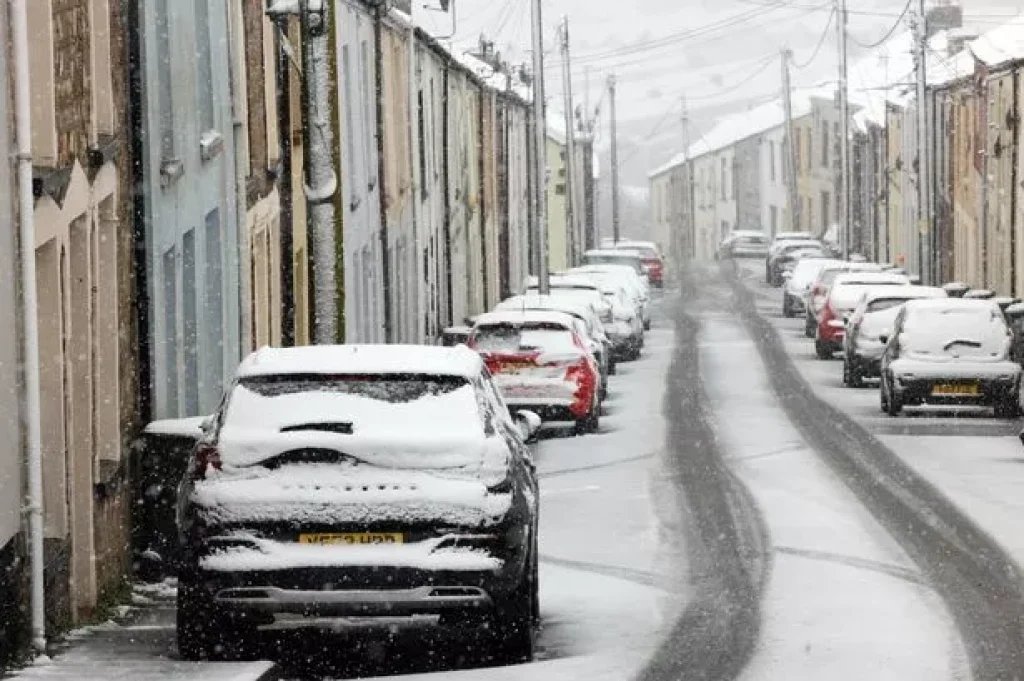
413 0 1024 188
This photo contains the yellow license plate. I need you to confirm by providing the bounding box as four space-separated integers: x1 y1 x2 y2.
932 383 980 396
298 533 404 545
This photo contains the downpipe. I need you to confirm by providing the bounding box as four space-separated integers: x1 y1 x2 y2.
11 0 47 654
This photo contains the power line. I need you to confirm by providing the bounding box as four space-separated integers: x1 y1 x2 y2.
791 8 835 69
849 0 911 49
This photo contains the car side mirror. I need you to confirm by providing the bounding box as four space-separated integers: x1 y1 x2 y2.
515 410 542 443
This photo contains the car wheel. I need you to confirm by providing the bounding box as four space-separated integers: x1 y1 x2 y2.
849 364 865 389
177 576 256 661
880 383 889 413
643 319 652 331
804 314 816 339
608 359 617 376
885 382 903 416
815 340 832 360
488 559 536 664
994 399 1021 419
842 359 851 386
575 405 600 435
782 295 793 318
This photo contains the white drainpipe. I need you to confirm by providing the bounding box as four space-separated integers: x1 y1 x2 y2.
11 0 47 654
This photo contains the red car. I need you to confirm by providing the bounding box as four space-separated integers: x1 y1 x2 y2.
469 310 601 435
815 272 911 359
615 241 664 287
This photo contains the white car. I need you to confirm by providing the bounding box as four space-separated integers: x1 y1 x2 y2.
781 258 844 318
581 249 646 280
880 299 1022 418
571 264 651 329
842 286 947 387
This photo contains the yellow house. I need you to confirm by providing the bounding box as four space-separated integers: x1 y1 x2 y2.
547 131 569 272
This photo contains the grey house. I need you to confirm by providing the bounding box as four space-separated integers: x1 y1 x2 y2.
135 0 242 419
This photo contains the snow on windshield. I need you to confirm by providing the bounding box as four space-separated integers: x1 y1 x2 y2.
473 325 576 354
903 307 1009 357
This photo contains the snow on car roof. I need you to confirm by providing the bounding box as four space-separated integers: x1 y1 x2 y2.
584 249 642 258
473 309 577 329
861 285 946 303
496 295 592 318
904 298 1002 314
525 274 601 290
236 344 484 380
833 272 909 286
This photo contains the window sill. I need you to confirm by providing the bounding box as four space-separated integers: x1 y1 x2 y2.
200 129 225 163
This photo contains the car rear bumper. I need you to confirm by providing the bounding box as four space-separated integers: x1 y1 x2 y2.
892 378 1019 405
849 354 882 377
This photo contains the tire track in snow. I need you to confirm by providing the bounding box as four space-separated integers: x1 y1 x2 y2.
632 272 770 681
724 262 1024 681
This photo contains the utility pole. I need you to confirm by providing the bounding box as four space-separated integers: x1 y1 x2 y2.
300 0 339 343
914 0 932 283
681 96 695 261
608 74 621 244
837 0 851 259
781 48 800 233
559 16 579 265
530 0 550 293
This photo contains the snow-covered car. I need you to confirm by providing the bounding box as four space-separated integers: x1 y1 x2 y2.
842 286 947 387
570 264 651 329
612 240 665 286
815 271 911 359
596 281 644 361
496 294 614 393
581 249 646 279
803 262 886 337
767 239 822 286
765 232 814 282
781 258 843 318
719 230 768 260
469 310 601 433
175 345 541 662
524 274 628 353
879 299 1022 418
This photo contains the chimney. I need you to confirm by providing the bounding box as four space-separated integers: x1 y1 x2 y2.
926 0 963 39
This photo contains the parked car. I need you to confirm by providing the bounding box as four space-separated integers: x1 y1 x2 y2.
595 281 645 361
765 232 814 282
571 264 651 330
525 275 635 357
175 344 541 662
767 239 822 286
781 258 843 318
815 271 911 359
581 249 646 279
775 244 828 280
803 262 886 338
842 286 947 387
719 230 769 260
496 293 614 392
612 240 666 287
879 299 1022 418
470 310 602 433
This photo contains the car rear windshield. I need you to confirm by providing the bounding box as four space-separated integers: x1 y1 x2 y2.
867 297 912 313
904 308 1008 356
237 373 467 403
584 254 643 272
474 324 576 354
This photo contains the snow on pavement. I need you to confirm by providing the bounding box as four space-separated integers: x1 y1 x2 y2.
696 301 969 681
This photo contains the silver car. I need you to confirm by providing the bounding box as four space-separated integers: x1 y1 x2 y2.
879 299 1022 418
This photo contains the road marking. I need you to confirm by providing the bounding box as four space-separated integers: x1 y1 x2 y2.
775 545 929 587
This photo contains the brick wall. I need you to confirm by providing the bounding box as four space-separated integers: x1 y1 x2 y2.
51 0 91 168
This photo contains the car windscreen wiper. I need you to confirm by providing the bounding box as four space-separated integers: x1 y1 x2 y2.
942 339 983 350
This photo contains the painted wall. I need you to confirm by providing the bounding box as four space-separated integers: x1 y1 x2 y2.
139 0 240 419
547 134 568 272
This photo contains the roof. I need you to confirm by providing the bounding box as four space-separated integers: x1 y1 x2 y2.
473 309 577 329
236 345 484 380
967 13 1024 68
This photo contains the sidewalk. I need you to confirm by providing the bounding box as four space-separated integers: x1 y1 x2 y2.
5 580 277 681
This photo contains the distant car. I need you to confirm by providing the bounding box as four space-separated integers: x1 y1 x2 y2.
767 239 822 286
815 271 911 359
880 299 1022 418
775 245 827 279
781 258 843 318
803 262 886 338
581 249 646 279
526 275 638 360
496 293 614 392
612 240 666 287
571 264 651 330
470 310 602 433
842 286 947 387
176 345 541 662
765 232 814 282
719 231 769 260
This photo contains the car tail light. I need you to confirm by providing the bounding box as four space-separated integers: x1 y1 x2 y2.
193 443 223 480
565 358 597 395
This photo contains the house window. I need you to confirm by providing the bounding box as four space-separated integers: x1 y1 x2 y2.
805 129 812 171
205 209 224 399
156 0 175 161
769 142 777 182
720 158 727 200
162 247 178 415
821 192 831 228
182 229 199 417
770 205 778 234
